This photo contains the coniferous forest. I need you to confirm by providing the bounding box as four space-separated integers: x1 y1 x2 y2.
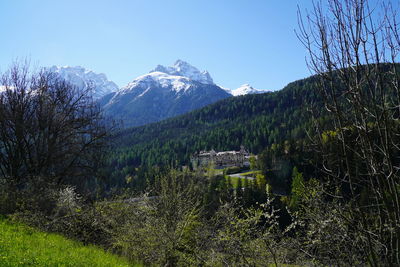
2 0 400 266
103 75 324 189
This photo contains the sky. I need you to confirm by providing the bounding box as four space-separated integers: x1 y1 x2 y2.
0 0 381 91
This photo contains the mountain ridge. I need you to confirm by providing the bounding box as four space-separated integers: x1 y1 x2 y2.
150 60 214 85
47 66 119 99
47 61 271 127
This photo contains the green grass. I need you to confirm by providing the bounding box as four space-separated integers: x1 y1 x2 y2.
0 218 134 267
238 170 262 177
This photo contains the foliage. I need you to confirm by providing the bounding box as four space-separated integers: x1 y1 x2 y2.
104 170 206 266
290 186 367 265
11 186 113 248
96 169 299 266
288 167 304 209
226 176 247 188
249 155 258 169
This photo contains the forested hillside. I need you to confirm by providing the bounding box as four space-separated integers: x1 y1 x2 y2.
105 74 326 186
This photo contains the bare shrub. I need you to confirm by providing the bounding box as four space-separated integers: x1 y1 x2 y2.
0 61 109 214
298 0 400 264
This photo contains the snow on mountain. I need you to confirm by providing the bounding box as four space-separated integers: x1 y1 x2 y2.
229 84 267 96
150 60 214 85
47 66 119 99
119 71 193 95
46 62 264 102
1 60 270 128
101 60 231 127
219 86 233 95
110 60 216 101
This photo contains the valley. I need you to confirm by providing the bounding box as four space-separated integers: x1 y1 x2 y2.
1 0 400 265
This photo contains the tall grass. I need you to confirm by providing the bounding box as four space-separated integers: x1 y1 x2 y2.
0 218 134 266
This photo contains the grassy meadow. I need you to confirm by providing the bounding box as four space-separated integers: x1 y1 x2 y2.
0 217 135 267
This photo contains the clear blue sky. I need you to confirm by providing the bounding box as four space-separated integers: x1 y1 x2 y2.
0 1 327 90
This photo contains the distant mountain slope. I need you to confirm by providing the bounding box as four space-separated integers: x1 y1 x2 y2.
106 74 323 180
48 66 119 99
101 60 231 127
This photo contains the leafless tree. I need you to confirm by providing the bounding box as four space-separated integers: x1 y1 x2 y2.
0 61 109 212
298 0 400 265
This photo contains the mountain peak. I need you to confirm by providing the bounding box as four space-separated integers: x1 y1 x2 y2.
47 65 119 99
173 59 189 66
102 70 230 127
230 84 267 96
150 60 214 85
172 59 197 71
122 71 192 94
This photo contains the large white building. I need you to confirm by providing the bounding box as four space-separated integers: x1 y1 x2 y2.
191 146 250 169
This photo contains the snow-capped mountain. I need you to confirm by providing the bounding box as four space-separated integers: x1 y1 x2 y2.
118 72 194 96
48 66 119 99
101 60 230 127
229 84 266 96
150 60 214 85
45 61 269 127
